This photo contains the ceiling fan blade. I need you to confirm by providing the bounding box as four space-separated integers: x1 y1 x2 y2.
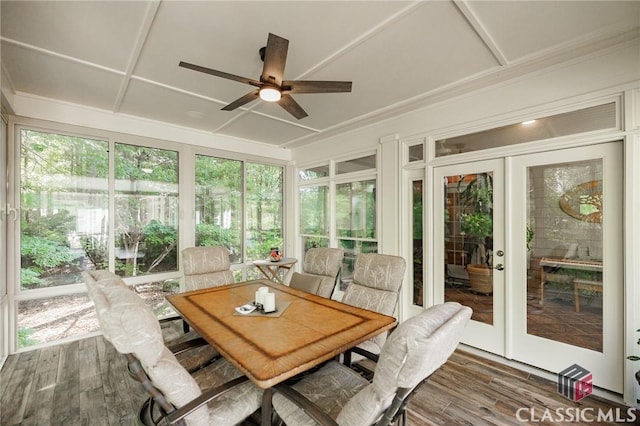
278 94 308 120
260 33 288 85
179 61 261 87
282 80 352 94
221 90 260 111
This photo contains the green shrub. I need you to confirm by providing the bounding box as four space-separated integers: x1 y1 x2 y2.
21 235 76 271
18 328 37 348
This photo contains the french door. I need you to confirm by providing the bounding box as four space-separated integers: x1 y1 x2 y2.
510 142 623 393
434 158 505 355
434 142 623 392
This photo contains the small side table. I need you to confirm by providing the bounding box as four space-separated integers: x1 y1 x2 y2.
253 257 297 285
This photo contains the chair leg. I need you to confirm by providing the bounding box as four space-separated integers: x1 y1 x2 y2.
183 321 190 333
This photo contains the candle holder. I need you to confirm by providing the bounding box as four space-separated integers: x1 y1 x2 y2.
252 300 277 314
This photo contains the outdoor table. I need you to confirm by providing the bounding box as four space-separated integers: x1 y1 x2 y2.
166 280 396 425
252 257 297 284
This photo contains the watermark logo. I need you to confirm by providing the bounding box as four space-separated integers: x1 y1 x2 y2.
557 363 592 402
516 364 636 423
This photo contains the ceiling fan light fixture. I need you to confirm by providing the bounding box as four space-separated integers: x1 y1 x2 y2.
259 86 281 102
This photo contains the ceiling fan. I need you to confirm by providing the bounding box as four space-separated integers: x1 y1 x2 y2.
179 33 352 120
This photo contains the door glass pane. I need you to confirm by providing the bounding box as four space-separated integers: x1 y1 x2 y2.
246 163 283 261
20 130 109 289
412 180 423 306
443 172 494 325
1 118 6 298
115 144 179 276
194 155 242 263
526 160 603 352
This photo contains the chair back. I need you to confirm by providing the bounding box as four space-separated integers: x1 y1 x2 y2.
337 302 472 426
84 271 210 425
182 246 234 291
301 248 344 298
342 254 406 350
289 272 323 294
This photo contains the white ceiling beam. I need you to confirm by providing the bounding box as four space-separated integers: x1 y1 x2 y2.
453 0 508 66
112 0 161 113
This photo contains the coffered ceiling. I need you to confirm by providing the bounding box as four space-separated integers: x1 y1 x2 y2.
1 1 638 150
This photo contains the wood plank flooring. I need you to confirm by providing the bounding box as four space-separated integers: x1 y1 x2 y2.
1 334 636 425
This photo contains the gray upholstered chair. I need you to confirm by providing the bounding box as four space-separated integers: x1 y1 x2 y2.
292 248 344 298
341 253 406 363
182 246 235 292
271 302 472 426
84 271 262 426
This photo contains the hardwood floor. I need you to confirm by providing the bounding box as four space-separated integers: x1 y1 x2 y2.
1 331 634 426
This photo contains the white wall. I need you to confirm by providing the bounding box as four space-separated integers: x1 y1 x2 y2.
291 39 640 405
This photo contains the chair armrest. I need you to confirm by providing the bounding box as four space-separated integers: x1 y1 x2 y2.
162 376 249 425
273 383 338 426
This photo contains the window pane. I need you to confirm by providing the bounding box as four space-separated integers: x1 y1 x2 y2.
436 102 616 157
18 293 98 349
299 185 329 236
299 165 329 181
20 130 108 289
408 143 424 162
246 163 283 261
302 236 329 251
336 180 376 238
338 240 377 290
114 144 179 277
17 280 178 349
195 155 242 263
336 154 376 174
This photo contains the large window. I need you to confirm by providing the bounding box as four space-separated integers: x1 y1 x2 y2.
299 184 329 250
336 179 377 279
195 155 284 268
115 143 179 277
297 154 377 288
20 130 109 289
15 128 285 350
246 163 283 261
195 155 243 261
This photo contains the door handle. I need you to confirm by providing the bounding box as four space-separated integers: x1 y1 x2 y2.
494 264 504 271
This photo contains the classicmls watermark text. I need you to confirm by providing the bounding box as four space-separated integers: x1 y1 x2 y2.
516 407 637 423
515 364 637 423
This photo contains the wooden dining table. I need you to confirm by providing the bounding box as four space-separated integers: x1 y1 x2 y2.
166 279 396 425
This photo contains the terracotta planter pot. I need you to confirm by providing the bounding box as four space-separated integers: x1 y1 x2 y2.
467 264 493 295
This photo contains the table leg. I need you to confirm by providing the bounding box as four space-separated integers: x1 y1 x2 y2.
257 264 287 284
261 387 273 426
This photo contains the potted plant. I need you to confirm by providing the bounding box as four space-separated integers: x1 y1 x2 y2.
458 173 494 294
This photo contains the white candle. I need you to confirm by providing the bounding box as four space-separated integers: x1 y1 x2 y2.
263 292 276 313
256 286 269 305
